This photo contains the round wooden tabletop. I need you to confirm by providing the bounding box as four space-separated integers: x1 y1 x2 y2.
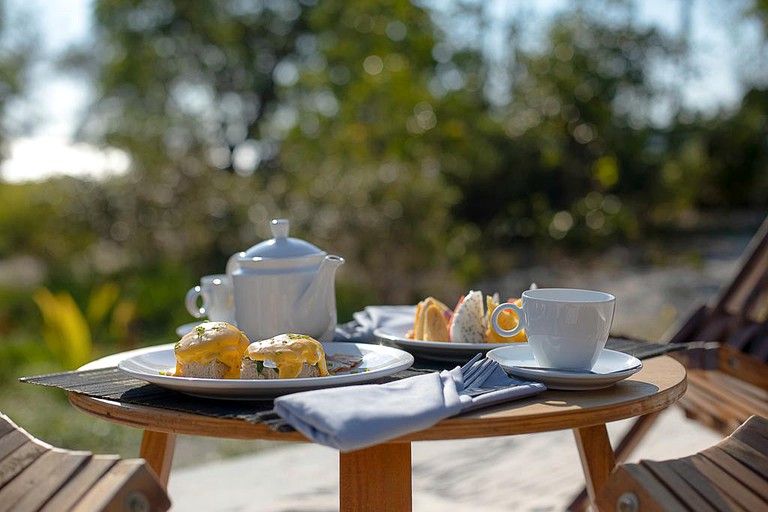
68 355 686 444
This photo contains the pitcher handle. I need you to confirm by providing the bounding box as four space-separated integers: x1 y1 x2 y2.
491 302 525 337
185 285 206 318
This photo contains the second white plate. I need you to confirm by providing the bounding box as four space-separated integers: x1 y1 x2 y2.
117 342 414 400
374 327 520 363
487 344 642 390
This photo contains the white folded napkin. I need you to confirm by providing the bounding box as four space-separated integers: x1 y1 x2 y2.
273 366 546 452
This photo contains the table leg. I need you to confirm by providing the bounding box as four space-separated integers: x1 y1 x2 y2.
339 442 412 512
139 430 177 487
573 424 616 507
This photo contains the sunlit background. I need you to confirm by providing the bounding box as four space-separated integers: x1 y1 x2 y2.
0 0 766 462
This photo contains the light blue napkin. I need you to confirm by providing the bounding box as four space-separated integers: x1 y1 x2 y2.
273 366 546 452
334 305 415 343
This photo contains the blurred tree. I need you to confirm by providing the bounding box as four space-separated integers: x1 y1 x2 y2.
447 10 681 250
659 88 768 214
53 0 768 315
67 0 497 305
276 0 494 299
0 0 37 167
64 0 317 271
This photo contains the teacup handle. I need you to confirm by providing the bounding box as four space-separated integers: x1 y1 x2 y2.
185 285 206 318
491 302 525 337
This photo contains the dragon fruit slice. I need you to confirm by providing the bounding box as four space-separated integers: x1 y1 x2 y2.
449 290 486 343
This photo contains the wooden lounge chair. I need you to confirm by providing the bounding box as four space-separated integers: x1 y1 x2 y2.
596 414 768 511
661 215 768 434
569 215 768 510
0 412 170 511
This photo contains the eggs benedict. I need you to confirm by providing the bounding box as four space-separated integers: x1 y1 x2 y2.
240 334 329 379
174 321 250 379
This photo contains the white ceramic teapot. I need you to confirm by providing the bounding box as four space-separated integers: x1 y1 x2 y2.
227 219 344 343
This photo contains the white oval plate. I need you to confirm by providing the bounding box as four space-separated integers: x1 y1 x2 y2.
487 344 642 391
374 327 520 363
115 342 414 400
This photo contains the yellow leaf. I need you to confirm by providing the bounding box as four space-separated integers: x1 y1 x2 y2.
87 282 121 326
33 288 92 369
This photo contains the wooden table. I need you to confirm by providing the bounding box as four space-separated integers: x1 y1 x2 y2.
67 355 686 511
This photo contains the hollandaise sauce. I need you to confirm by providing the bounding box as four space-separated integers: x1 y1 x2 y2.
244 334 329 379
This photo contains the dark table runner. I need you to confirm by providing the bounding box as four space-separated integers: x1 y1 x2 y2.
20 337 684 432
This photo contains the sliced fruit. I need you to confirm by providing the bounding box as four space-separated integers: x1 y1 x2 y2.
424 304 451 341
450 290 485 343
414 297 452 340
486 298 527 343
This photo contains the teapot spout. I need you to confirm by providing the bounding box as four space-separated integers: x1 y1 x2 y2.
294 255 344 341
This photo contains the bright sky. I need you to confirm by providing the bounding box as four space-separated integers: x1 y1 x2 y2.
1 0 131 183
0 0 762 184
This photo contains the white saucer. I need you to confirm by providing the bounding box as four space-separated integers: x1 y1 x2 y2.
487 344 643 390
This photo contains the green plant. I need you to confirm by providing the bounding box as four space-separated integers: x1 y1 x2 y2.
33 288 92 369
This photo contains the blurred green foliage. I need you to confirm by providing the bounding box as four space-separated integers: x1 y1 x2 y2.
0 0 767 455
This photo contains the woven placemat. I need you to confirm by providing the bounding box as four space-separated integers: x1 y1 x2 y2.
20 337 684 431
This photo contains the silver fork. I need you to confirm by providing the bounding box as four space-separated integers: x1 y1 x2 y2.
459 357 503 396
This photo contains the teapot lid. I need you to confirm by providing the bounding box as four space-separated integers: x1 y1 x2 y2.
242 219 325 260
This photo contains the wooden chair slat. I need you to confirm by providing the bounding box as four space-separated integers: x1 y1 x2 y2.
731 414 768 439
641 459 718 512
667 457 743 511
751 326 768 360
0 449 90 512
0 430 32 463
595 464 688 512
74 459 171 512
702 448 768 501
690 452 766 511
665 304 708 344
687 371 768 420
0 441 48 489
717 437 768 480
693 316 730 345
714 217 768 314
737 266 768 320
39 455 119 512
729 426 768 455
597 417 768 512
0 413 170 512
0 418 16 440
726 321 762 351
677 381 745 436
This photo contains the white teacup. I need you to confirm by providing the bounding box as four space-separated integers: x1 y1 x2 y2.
185 274 235 324
491 288 616 371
